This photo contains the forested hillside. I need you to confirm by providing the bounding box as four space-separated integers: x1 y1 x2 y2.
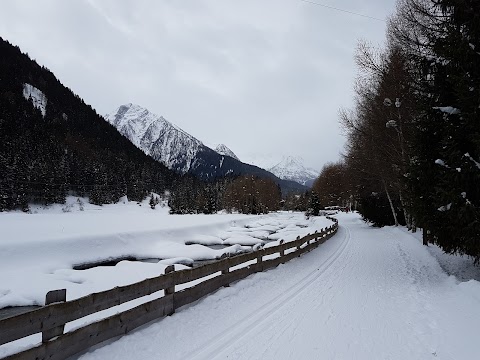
0 37 288 214
0 37 177 210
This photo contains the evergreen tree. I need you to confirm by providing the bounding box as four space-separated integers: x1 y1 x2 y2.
307 191 322 216
404 0 480 258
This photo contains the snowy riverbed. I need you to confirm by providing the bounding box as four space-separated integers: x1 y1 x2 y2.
0 197 332 310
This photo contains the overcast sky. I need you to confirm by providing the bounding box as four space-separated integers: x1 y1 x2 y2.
0 0 396 170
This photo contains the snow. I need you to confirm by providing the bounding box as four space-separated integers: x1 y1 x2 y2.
437 203 452 212
238 153 319 187
433 106 460 115
464 152 480 169
222 235 263 246
69 213 480 360
385 119 398 128
0 200 331 310
399 227 480 283
22 83 47 117
214 144 239 160
0 205 333 358
268 156 319 186
3 212 480 360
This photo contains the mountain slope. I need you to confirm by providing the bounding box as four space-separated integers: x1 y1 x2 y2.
107 104 306 194
0 37 177 210
215 144 239 160
268 156 319 187
106 104 203 173
237 154 319 187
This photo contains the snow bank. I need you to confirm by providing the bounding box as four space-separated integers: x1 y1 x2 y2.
0 204 333 310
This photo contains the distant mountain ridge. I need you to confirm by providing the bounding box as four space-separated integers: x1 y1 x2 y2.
215 144 239 160
268 156 319 187
239 154 319 187
106 104 307 194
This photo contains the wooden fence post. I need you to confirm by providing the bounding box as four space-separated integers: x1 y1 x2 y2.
279 240 285 256
164 265 175 295
257 249 263 272
296 236 301 251
42 289 66 343
164 265 175 315
222 258 230 287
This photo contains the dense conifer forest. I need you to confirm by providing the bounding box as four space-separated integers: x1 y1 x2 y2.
0 37 180 210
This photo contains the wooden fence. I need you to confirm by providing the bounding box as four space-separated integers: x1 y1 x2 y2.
0 217 339 360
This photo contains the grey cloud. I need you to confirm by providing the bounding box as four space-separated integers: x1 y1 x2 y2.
0 0 395 170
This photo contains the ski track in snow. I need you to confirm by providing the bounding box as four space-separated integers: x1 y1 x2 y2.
184 225 351 360
75 213 480 360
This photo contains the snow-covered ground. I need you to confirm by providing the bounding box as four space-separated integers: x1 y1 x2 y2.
2 209 479 360
0 198 331 311
68 212 480 360
0 200 332 358
399 227 480 282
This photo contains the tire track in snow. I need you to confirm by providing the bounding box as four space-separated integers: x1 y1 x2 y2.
184 225 351 360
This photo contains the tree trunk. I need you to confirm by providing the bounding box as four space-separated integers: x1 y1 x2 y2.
383 180 399 226
398 189 411 230
422 229 429 246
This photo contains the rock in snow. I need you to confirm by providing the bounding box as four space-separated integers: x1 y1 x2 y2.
23 83 47 117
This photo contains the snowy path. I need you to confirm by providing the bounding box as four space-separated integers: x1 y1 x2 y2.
77 213 480 360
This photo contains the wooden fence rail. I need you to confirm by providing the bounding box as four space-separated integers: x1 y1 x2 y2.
0 217 339 360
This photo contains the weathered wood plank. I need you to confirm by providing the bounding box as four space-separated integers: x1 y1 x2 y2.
164 265 175 295
174 259 227 285
228 251 258 268
3 294 174 360
0 272 174 346
42 289 66 343
282 249 299 263
262 256 284 271
174 274 228 309
262 244 283 256
256 249 264 272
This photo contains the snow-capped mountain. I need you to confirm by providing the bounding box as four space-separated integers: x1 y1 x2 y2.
106 103 204 173
268 156 319 187
214 144 239 160
238 153 319 187
106 104 307 194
